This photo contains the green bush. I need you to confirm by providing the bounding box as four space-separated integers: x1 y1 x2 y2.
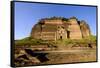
89 35 96 42
15 37 55 46
15 37 42 46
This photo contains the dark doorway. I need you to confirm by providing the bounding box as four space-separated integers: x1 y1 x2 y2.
67 31 70 38
60 36 62 39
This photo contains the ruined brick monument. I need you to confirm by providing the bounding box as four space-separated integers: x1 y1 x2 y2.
31 17 91 40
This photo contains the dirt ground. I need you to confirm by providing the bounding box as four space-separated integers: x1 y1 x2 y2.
14 44 97 67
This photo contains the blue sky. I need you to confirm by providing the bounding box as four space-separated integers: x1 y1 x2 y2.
14 2 97 40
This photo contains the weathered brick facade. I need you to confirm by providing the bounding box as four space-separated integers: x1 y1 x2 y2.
31 17 91 40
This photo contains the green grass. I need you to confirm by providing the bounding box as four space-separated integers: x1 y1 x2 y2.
15 37 56 46
15 35 96 46
88 35 96 41
15 37 43 45
55 35 96 46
